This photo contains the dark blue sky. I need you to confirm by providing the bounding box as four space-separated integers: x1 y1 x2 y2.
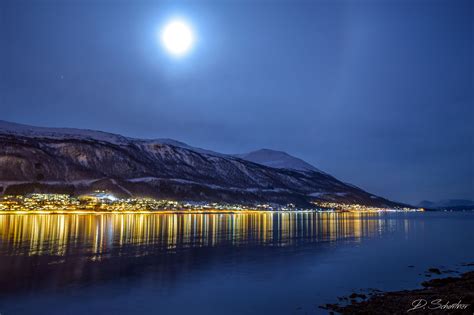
1 0 473 204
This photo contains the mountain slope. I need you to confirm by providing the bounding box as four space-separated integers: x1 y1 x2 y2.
0 120 403 207
235 149 323 173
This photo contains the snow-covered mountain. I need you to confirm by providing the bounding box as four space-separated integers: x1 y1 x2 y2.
0 120 131 145
0 120 403 207
0 120 223 156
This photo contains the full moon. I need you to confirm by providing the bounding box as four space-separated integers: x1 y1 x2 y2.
160 20 194 56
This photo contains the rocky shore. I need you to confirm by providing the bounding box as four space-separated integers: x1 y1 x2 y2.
322 269 474 314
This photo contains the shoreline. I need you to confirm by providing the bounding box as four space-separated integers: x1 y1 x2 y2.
0 209 424 215
0 194 422 213
322 268 474 314
0 209 278 215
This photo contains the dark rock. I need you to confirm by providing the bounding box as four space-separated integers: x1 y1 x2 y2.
349 293 367 299
428 268 442 274
323 271 474 314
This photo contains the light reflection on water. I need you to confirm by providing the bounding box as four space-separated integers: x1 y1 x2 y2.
0 212 390 257
3 211 474 315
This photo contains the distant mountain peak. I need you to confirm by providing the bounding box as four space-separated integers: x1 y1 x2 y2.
235 148 322 173
417 199 474 209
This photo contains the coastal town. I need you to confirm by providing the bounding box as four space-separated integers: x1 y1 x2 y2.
0 192 422 213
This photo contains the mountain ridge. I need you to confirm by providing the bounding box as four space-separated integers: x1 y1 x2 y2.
0 120 406 208
417 199 474 210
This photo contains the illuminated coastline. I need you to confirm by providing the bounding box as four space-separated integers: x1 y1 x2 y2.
0 193 422 213
0 193 412 258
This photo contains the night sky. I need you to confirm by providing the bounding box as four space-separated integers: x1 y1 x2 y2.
1 0 473 204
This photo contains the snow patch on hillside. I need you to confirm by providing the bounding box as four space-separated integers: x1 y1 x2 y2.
235 149 323 173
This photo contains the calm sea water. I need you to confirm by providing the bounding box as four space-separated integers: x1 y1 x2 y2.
0 211 473 314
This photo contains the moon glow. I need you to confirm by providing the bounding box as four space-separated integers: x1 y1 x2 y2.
160 19 194 56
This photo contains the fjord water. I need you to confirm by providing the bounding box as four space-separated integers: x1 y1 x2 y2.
0 212 473 314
